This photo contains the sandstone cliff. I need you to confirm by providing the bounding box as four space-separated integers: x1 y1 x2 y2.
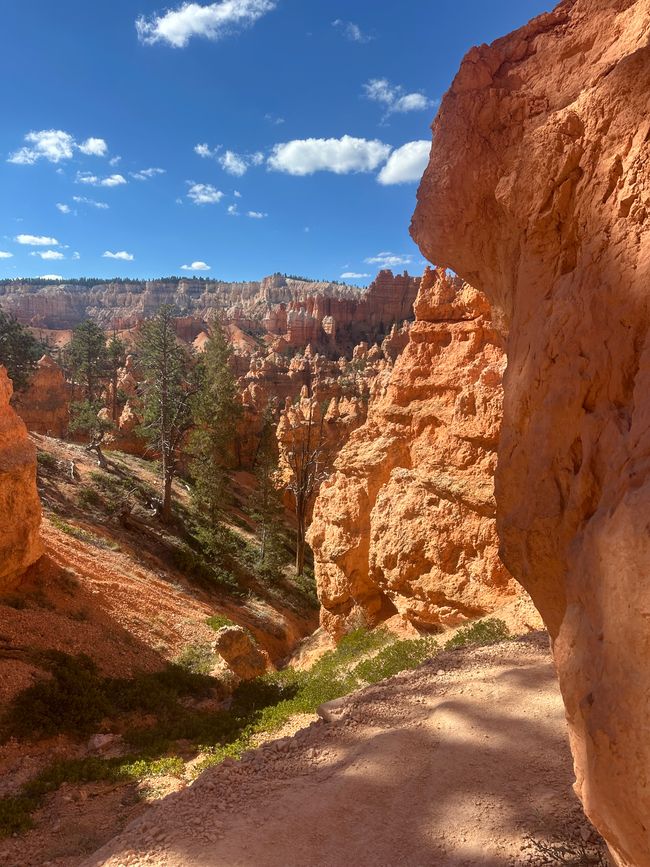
308 269 518 638
0 366 42 588
411 2 650 864
13 355 69 438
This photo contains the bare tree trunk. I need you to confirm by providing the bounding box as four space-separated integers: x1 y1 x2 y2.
162 450 173 523
295 509 306 575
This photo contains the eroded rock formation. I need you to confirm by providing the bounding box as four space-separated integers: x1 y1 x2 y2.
0 366 42 588
13 355 69 438
308 269 518 638
411 3 650 863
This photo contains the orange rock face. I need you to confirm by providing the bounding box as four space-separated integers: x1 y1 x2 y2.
0 367 42 589
308 269 518 638
13 355 69 437
411 3 650 864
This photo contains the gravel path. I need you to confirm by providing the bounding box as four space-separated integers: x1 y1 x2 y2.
83 634 605 866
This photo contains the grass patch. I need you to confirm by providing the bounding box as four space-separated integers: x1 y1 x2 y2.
176 643 217 675
444 618 510 651
354 636 438 683
48 515 119 551
206 614 235 632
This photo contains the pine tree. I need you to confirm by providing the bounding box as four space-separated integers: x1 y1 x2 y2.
249 409 285 579
137 305 197 522
106 332 126 422
189 320 241 543
0 310 45 393
68 320 111 466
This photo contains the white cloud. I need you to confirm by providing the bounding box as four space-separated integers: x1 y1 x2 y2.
109 155 122 166
39 274 64 281
364 252 413 268
72 252 81 260
363 79 435 117
0 251 13 259
268 136 391 176
228 204 239 215
332 19 372 43
220 150 248 176
8 130 108 165
137 0 276 48
181 261 211 271
341 272 370 279
187 182 224 204
247 210 267 218
78 137 108 157
15 234 60 246
264 113 285 125
77 172 127 187
72 195 110 209
194 143 215 158
233 190 242 198
56 203 72 214
103 250 134 261
131 167 166 180
377 140 430 185
30 250 65 260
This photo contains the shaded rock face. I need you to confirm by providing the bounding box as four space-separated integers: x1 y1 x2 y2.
13 355 69 437
411 3 650 864
0 367 42 589
308 269 518 638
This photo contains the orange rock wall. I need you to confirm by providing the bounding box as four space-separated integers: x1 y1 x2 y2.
308 269 518 637
0 367 43 589
13 355 69 438
411 2 650 863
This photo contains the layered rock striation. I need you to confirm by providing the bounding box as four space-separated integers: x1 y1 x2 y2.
0 366 42 588
13 355 69 438
308 269 518 638
411 2 650 863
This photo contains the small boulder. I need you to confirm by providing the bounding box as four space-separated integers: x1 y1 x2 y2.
214 626 267 681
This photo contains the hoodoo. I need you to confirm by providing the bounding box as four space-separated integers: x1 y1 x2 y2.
411 1 650 864
309 268 520 637
0 366 42 588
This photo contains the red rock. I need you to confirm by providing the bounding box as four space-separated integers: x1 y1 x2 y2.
308 269 518 638
0 366 42 589
13 355 69 437
411 3 650 863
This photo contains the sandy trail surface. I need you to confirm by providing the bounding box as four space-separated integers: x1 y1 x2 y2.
84 635 604 867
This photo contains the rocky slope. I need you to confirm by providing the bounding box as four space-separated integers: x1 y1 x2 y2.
0 366 42 589
83 635 605 867
309 268 520 638
411 1 650 864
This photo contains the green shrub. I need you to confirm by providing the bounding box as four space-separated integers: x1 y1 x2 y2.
206 614 235 631
353 637 437 683
36 451 57 470
444 618 510 651
76 487 103 509
176 643 216 675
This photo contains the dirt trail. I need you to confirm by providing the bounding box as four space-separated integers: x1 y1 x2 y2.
84 635 606 867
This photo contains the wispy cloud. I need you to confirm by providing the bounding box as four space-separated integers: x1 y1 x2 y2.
364 252 413 268
103 250 134 261
195 144 263 176
187 182 224 204
8 130 108 165
130 167 166 181
363 78 436 117
137 0 277 48
15 234 59 246
39 274 64 281
341 271 370 279
56 203 72 214
77 172 127 187
332 19 372 43
72 196 110 209
268 136 391 176
247 210 267 218
0 251 14 259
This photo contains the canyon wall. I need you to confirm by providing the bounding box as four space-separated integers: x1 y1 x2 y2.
411 2 650 864
0 366 42 588
308 268 518 638
13 355 69 437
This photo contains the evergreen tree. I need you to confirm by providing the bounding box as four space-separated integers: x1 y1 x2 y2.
137 305 197 522
0 310 44 393
189 320 241 541
68 320 111 465
106 332 127 421
249 409 285 579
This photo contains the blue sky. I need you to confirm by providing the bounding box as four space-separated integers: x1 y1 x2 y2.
1 0 551 284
